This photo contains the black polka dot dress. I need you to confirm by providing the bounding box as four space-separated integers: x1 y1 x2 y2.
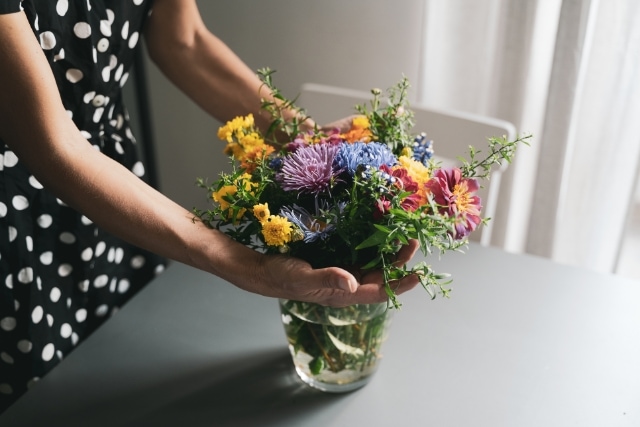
0 0 166 412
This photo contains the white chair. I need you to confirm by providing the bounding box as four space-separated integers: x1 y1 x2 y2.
297 82 517 245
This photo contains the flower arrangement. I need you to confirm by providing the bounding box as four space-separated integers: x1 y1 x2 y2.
195 69 529 391
196 68 529 309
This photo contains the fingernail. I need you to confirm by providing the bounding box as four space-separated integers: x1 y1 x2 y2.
339 277 354 292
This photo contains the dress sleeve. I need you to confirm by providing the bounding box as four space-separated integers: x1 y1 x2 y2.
0 1 23 14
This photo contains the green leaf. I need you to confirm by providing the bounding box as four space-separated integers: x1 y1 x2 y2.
309 357 325 375
355 230 388 250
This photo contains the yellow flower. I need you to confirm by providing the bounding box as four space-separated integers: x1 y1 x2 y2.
397 155 432 205
212 185 237 210
238 173 258 193
261 215 293 246
352 115 370 129
218 115 254 143
253 203 270 223
213 173 256 221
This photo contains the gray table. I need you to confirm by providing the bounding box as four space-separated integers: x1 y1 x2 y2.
2 244 640 426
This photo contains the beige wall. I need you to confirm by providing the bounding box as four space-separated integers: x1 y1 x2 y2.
140 0 425 211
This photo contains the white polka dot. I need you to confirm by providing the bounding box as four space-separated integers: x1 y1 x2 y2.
81 247 93 261
121 20 129 39
40 251 53 265
132 161 145 177
71 332 79 346
81 215 93 225
66 68 84 83
18 267 33 284
37 214 53 228
46 314 54 327
101 66 111 82
8 226 17 242
97 37 109 52
93 107 104 123
114 63 124 82
131 255 146 269
28 175 43 189
117 279 130 294
42 343 55 362
39 31 56 50
119 72 129 87
92 46 97 63
12 195 29 210
60 323 72 338
56 350 63 360
133 0 143 5
56 0 68 16
83 91 96 104
49 287 61 303
0 317 16 331
74 22 91 39
99 20 112 37
1 352 14 364
5 275 13 289
54 47 65 62
17 340 32 353
59 232 76 244
109 55 117 69
109 277 117 293
75 309 87 323
31 306 44 324
95 305 108 317
128 32 139 49
107 247 115 262
25 236 33 252
0 384 13 395
0 202 6 217
95 241 106 257
94 274 108 288
4 151 18 167
115 248 124 264
78 280 89 292
58 264 73 277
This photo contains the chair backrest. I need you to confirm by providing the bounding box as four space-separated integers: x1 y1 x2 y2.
297 82 517 245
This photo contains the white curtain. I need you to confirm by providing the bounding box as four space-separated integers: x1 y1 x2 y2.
418 0 640 273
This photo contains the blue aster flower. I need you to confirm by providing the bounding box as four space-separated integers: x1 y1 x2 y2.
333 142 397 176
280 204 336 243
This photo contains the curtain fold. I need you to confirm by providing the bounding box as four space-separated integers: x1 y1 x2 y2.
419 0 640 273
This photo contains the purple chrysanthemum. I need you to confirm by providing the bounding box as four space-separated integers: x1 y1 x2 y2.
277 143 341 194
334 142 397 176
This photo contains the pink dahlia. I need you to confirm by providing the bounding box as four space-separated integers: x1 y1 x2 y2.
425 167 482 239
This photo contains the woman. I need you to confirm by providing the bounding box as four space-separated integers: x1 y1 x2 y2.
0 0 419 412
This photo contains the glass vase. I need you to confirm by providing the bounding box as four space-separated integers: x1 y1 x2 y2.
279 299 391 393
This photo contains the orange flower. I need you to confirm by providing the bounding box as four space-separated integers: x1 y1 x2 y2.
342 115 373 143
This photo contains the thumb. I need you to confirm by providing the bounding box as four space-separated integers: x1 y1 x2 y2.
313 266 359 294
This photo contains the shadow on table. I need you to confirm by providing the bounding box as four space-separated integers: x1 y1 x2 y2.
8 348 355 427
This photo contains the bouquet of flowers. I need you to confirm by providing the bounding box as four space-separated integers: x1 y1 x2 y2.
196 68 528 308
195 69 528 391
